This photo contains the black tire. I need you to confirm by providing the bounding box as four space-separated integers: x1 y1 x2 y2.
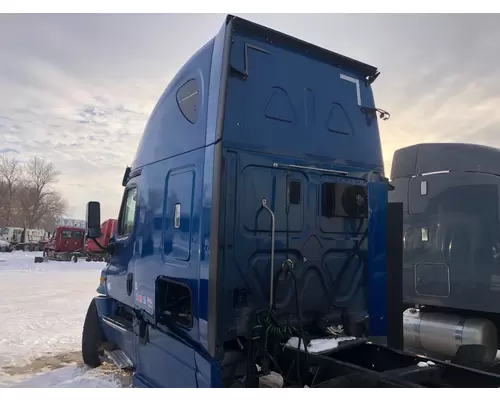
82 299 105 368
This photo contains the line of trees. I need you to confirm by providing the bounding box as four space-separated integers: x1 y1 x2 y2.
0 155 67 232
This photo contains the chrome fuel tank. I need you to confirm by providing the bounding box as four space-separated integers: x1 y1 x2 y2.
403 308 498 364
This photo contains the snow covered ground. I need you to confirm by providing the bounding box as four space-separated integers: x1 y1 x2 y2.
0 251 128 388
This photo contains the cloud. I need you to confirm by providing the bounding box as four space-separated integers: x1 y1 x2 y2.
355 14 500 173
1 14 500 219
0 60 158 218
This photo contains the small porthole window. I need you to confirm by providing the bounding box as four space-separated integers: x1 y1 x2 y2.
176 79 199 124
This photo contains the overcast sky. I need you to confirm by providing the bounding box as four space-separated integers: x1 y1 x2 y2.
1 13 499 219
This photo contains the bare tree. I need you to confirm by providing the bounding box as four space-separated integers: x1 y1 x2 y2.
38 213 58 233
0 155 21 226
18 157 67 228
0 155 67 232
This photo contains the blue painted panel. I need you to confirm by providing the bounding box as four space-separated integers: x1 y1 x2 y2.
133 149 204 349
135 328 197 388
194 351 223 388
367 182 388 336
164 168 195 262
223 34 383 171
217 148 373 340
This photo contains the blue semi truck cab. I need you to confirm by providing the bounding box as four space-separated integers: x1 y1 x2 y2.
81 15 500 387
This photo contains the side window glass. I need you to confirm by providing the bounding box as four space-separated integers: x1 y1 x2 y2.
118 187 137 237
321 182 336 218
176 79 199 124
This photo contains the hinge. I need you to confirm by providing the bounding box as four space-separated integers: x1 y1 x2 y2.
139 318 148 345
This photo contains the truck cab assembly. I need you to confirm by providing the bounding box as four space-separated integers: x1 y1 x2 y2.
81 15 500 387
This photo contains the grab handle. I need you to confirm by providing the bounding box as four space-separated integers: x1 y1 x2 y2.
261 198 276 310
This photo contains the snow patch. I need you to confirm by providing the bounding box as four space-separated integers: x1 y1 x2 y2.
10 365 123 388
259 371 284 388
0 251 111 387
285 336 357 354
417 360 436 367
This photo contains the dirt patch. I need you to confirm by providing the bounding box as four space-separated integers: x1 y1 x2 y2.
1 351 83 375
99 365 133 387
1 351 132 387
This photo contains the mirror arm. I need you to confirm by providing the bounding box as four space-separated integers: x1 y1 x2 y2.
91 237 106 251
91 237 115 255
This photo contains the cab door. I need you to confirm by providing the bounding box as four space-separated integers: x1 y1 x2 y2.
105 178 139 308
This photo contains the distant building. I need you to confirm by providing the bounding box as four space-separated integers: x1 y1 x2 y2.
56 217 86 229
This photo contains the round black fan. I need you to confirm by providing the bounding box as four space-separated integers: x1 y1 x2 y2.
341 186 368 218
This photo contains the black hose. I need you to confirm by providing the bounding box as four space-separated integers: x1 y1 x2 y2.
331 218 368 301
288 268 308 386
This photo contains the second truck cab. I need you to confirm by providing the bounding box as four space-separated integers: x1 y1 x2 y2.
43 226 85 261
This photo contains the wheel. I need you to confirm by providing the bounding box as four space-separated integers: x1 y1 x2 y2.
71 255 78 263
82 298 105 368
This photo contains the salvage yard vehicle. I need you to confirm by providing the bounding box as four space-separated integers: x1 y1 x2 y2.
0 239 13 253
0 227 23 244
80 15 500 388
1 227 47 251
43 226 85 262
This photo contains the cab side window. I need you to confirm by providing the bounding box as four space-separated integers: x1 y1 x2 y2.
118 187 138 237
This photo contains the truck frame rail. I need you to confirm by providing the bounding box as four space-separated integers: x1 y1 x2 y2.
282 342 500 388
